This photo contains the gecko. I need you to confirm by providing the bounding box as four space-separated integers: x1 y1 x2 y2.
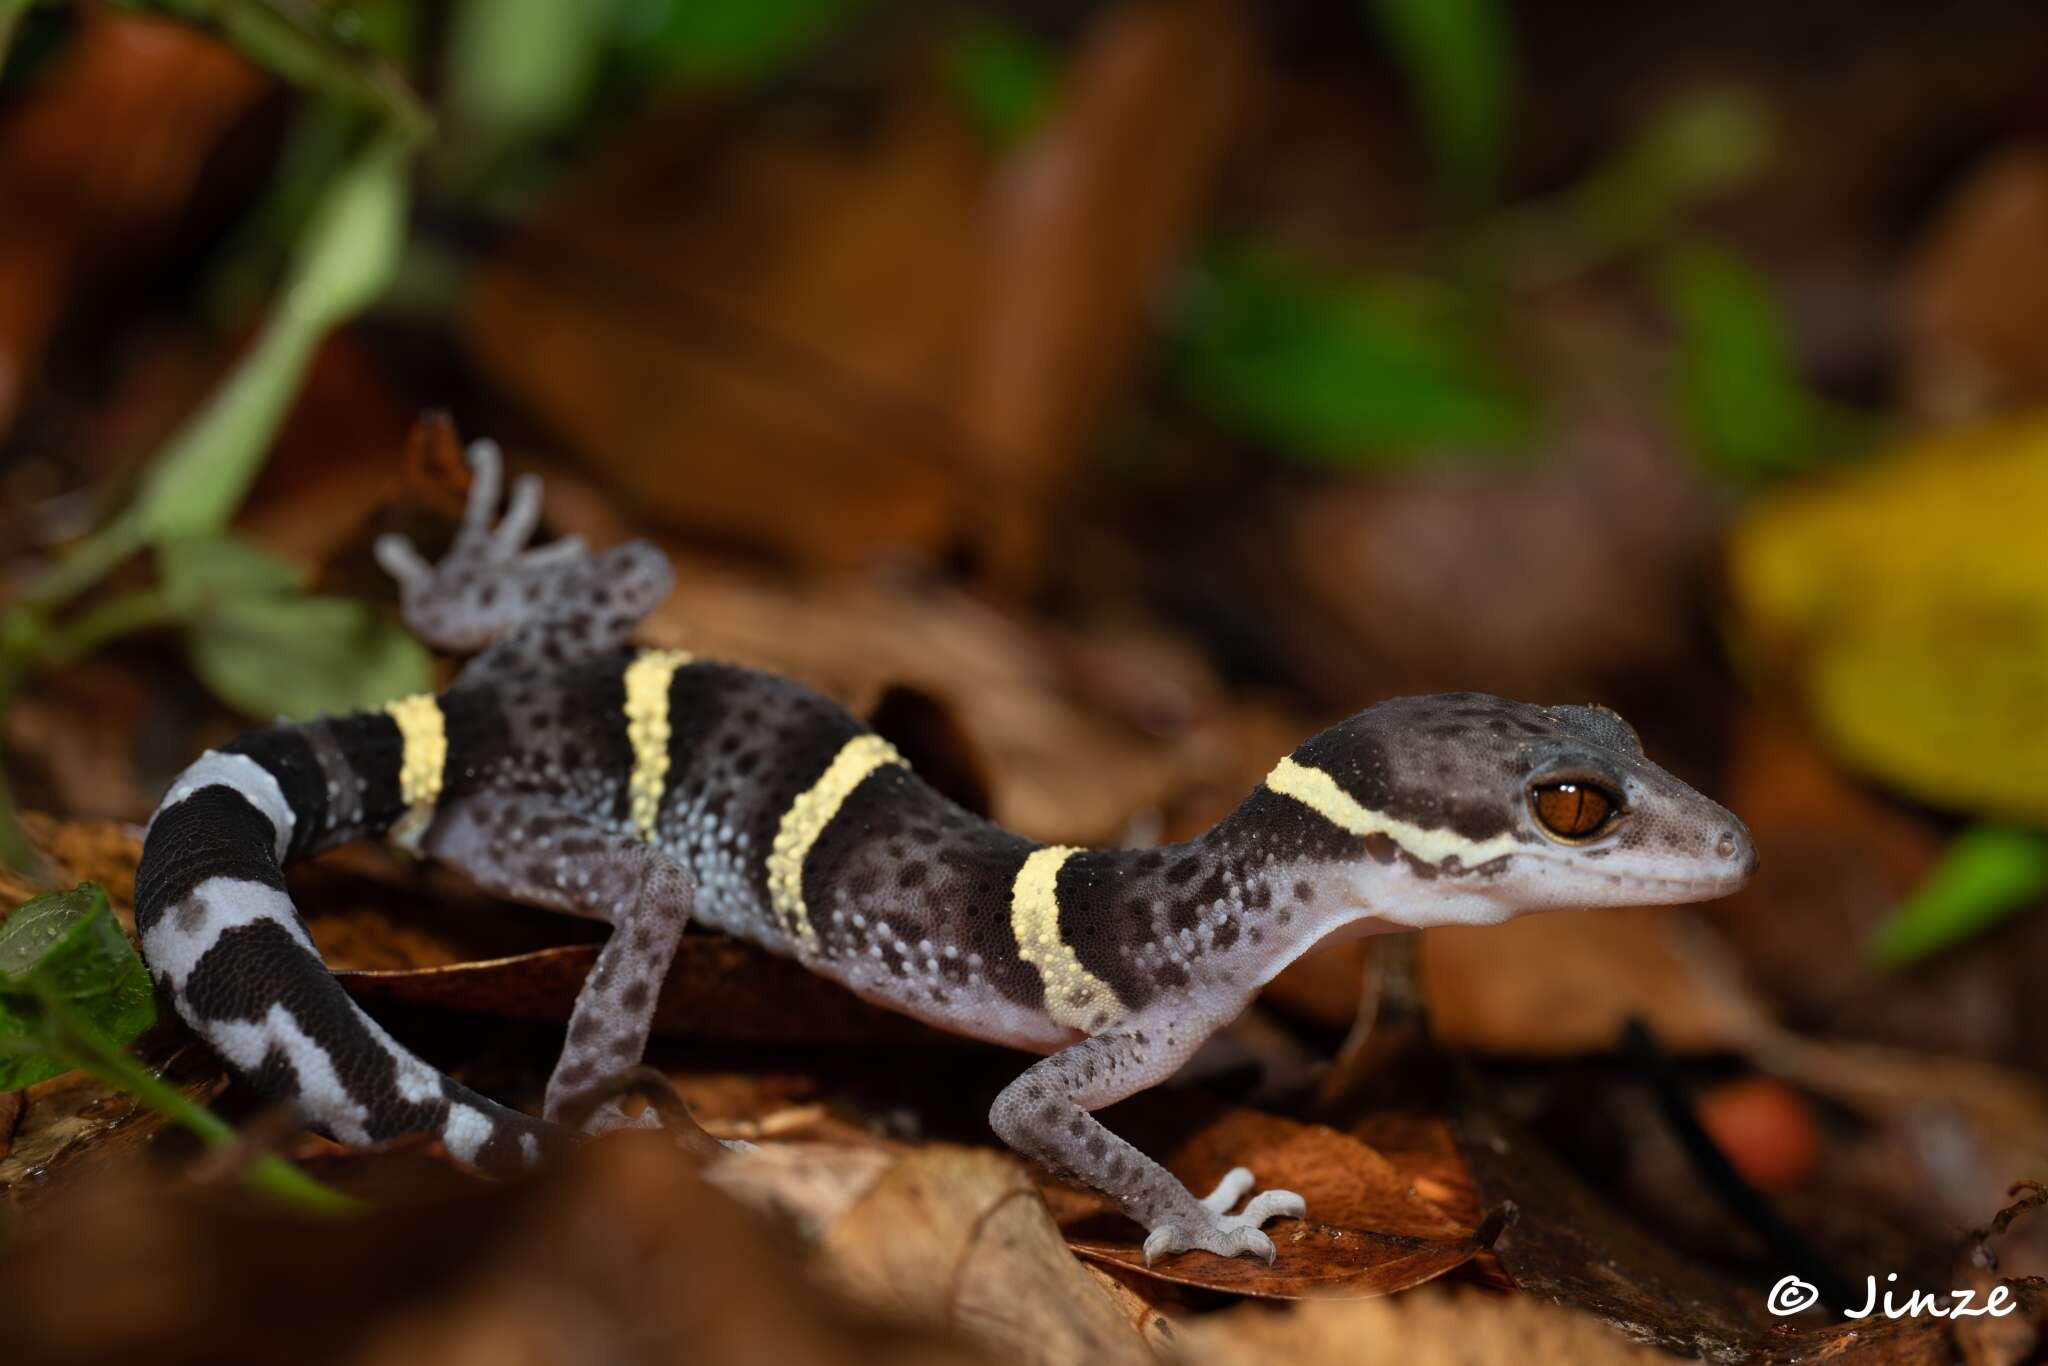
132 442 1757 1263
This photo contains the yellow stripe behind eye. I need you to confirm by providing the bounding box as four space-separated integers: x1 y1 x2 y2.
623 649 694 842
767 734 904 956
1264 755 1521 865
384 693 447 850
1011 846 1126 1035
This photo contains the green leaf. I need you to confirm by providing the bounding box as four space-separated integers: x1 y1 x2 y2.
943 22 1058 146
613 0 861 87
1365 0 1513 208
1175 246 1529 465
1657 238 1815 480
1869 827 2048 968
0 883 156 1090
158 533 307 617
184 592 432 722
126 132 411 547
445 0 606 147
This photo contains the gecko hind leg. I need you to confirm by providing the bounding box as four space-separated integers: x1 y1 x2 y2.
421 794 712 1141
989 1025 1306 1263
375 439 674 683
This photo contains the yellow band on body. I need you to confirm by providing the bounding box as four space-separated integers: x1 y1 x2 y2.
1011 845 1126 1035
767 734 905 956
383 692 447 850
622 649 694 842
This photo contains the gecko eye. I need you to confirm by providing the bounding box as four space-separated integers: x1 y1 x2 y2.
1530 781 1620 842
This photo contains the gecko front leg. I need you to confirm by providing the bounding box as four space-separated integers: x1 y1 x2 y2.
989 1025 1305 1262
375 439 674 684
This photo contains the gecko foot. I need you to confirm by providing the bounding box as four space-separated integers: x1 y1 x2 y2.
373 439 589 652
1142 1169 1307 1263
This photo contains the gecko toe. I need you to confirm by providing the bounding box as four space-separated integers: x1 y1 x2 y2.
1235 1188 1306 1224
1199 1166 1257 1213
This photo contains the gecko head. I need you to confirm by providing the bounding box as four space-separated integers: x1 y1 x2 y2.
1274 693 1756 927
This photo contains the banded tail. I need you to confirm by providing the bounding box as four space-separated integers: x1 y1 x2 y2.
134 714 565 1171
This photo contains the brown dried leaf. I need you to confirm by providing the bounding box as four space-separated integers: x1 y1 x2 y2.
7 815 145 913
1260 937 1372 1033
278 1131 499 1207
816 1146 1153 1366
0 1088 21 1160
1902 142 2048 421
0 1043 228 1211
1077 1262 1180 1354
707 1139 904 1236
0 1131 991 1366
0 11 268 435
1748 1315 1976 1366
1051 1096 1481 1299
1421 908 1773 1057
955 0 1252 586
1349 1111 1485 1234
465 81 983 569
1708 712 2039 1067
1265 376 1720 706
1454 1086 1764 1361
1178 1286 1676 1366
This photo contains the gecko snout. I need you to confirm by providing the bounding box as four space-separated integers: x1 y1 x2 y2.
1713 822 1759 883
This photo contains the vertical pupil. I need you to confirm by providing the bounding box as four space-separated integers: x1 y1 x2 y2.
1538 782 1607 835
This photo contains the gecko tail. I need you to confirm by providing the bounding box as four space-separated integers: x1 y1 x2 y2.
134 722 566 1172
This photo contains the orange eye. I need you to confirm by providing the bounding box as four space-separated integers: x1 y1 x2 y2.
1531 782 1617 841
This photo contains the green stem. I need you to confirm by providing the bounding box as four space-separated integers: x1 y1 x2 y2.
40 588 182 666
0 0 31 69
153 0 432 144
20 517 148 614
50 997 361 1215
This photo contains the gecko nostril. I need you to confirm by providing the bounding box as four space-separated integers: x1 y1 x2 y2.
1715 831 1740 861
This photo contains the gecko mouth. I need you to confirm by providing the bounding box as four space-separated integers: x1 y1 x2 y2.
1523 852 1755 899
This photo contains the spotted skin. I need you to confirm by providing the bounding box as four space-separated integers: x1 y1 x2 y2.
134 442 1758 1261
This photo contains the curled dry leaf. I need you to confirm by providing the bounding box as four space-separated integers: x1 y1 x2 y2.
1177 1286 1675 1366
815 1145 1153 1366
1049 1095 1482 1299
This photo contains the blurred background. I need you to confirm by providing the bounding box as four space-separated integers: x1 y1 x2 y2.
2 0 2048 1353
